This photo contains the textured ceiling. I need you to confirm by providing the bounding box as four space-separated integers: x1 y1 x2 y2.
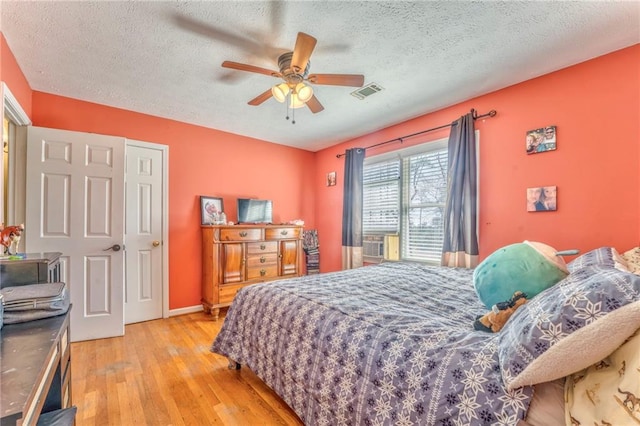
1 1 639 152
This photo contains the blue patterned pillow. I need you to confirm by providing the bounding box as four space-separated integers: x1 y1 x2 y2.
567 247 627 273
498 265 640 390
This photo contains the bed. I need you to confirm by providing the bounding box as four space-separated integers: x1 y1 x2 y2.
211 248 640 425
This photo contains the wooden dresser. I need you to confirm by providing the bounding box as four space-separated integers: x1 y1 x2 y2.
201 224 304 319
0 311 73 425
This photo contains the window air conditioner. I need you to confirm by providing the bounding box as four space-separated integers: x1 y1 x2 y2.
363 236 384 259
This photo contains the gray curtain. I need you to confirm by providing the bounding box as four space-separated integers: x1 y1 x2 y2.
441 112 479 268
341 148 365 269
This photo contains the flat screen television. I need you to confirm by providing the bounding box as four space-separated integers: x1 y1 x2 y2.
237 198 273 224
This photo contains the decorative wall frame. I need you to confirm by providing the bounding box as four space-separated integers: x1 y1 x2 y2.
200 196 224 225
526 125 556 154
327 171 337 187
527 186 557 212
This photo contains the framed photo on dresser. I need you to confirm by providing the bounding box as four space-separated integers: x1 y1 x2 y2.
200 196 224 225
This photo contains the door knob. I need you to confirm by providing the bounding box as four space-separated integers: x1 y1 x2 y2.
152 241 160 247
103 244 121 252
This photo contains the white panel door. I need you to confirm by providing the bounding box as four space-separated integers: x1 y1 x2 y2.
125 144 164 324
26 126 125 342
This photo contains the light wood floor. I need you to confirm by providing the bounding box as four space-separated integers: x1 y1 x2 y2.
70 310 304 425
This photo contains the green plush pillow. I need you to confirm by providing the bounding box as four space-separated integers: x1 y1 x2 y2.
473 241 568 309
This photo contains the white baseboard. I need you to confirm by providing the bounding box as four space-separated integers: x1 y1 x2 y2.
169 305 203 317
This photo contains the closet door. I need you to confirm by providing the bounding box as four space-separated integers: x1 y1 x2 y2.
124 143 166 325
26 126 125 342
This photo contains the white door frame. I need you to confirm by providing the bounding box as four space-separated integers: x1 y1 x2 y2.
1 82 31 226
126 139 169 319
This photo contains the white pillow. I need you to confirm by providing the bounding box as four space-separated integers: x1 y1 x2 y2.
499 266 640 390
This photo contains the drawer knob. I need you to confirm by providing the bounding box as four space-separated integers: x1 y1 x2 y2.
239 231 248 237
260 256 266 263
280 230 288 236
260 269 266 276
260 244 266 250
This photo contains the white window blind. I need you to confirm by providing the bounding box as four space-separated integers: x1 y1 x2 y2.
363 140 448 264
363 161 400 235
402 149 448 263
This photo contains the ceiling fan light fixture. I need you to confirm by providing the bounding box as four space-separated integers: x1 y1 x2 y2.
272 83 290 103
295 82 313 103
290 93 306 109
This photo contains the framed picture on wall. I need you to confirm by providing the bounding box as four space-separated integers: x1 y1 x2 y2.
526 125 556 154
327 171 337 187
526 186 557 212
200 196 224 225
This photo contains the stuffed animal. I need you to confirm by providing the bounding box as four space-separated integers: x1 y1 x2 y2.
474 291 528 333
473 241 569 309
0 223 24 255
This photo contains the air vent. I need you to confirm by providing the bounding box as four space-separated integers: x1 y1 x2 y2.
351 83 384 100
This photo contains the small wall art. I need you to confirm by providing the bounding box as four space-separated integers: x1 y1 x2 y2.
200 195 224 225
526 125 556 154
527 186 557 212
327 171 337 187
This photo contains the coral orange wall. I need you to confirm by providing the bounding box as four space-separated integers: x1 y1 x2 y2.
315 44 640 272
1 34 32 116
29 92 316 309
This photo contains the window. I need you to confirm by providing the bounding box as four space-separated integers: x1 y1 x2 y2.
363 140 448 264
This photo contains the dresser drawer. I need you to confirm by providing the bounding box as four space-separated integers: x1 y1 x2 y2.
219 283 247 305
247 241 277 254
220 228 262 241
247 264 278 280
265 227 301 240
246 253 278 268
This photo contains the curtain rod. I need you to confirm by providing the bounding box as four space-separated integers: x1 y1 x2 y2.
336 108 497 158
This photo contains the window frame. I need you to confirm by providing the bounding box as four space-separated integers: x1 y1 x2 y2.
363 138 448 264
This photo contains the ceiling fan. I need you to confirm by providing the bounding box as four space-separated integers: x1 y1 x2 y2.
222 32 365 114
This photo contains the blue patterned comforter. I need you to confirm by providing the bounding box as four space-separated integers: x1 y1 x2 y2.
211 262 533 425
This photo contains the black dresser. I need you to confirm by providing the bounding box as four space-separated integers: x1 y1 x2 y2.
0 251 73 425
0 311 73 425
0 252 61 288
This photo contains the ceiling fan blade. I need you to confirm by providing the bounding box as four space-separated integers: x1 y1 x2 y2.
173 14 263 52
222 61 281 78
290 32 317 73
305 95 324 114
248 89 274 106
172 12 285 68
307 74 365 87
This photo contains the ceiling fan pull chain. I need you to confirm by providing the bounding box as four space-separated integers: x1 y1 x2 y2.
285 93 290 121
292 103 296 124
